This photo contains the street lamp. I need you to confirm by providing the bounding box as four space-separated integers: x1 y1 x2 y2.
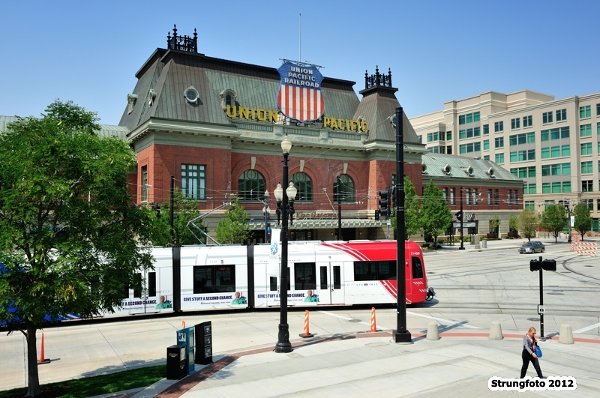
459 187 465 250
274 137 297 353
393 106 411 343
336 176 342 240
262 190 271 243
565 202 572 243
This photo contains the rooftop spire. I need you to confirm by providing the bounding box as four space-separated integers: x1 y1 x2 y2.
360 66 397 97
364 66 393 90
166 24 198 53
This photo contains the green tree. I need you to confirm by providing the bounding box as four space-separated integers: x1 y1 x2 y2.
148 189 207 246
215 196 251 244
391 177 421 239
518 208 539 241
540 204 566 243
419 180 452 248
573 202 592 241
0 101 153 397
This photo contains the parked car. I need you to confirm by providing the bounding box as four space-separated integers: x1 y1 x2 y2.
519 240 545 254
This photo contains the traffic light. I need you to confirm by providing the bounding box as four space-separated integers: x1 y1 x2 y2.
455 210 463 221
378 190 389 218
530 258 557 272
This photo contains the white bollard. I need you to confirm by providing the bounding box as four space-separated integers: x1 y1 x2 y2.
559 324 574 344
427 322 440 340
489 321 504 340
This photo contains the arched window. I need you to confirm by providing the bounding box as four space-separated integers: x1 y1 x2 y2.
292 172 313 202
333 174 355 203
238 170 265 201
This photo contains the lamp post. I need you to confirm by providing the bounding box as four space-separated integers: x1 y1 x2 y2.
459 187 465 250
566 202 572 243
274 137 297 353
393 106 411 343
262 190 271 243
336 176 342 240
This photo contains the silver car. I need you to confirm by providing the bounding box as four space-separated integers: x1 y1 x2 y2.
519 240 545 254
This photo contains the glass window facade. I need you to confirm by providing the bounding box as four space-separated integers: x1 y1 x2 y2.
580 124 592 137
580 105 591 119
182 164 206 200
238 169 265 201
334 174 355 203
292 172 313 202
581 161 593 174
581 142 593 156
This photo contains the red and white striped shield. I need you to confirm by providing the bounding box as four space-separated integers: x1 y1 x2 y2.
277 61 324 123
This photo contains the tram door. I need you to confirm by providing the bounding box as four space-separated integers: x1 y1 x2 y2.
317 262 344 304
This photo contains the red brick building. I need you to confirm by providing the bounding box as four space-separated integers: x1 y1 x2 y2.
117 27 522 242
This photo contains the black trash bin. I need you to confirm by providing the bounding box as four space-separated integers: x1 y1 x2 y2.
166 344 187 379
195 321 213 365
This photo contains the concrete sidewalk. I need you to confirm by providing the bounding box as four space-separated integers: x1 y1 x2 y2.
125 330 600 398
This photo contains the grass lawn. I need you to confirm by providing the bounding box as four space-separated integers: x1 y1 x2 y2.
0 365 165 398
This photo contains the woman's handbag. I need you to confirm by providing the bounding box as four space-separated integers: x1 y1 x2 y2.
535 345 542 358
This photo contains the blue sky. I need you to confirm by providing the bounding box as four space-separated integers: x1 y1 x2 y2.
1 0 599 125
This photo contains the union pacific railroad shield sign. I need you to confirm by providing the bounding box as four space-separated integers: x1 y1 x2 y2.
277 61 324 122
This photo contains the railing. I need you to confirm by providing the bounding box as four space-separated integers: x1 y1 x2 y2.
167 25 198 54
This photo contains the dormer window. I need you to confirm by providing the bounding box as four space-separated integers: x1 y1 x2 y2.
220 89 237 111
127 93 138 114
184 86 199 104
148 89 157 106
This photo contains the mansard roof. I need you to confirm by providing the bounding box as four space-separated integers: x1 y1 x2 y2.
119 48 359 131
421 152 519 184
120 28 423 149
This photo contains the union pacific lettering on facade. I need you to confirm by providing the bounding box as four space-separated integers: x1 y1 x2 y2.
226 105 279 123
283 78 319 87
226 105 368 133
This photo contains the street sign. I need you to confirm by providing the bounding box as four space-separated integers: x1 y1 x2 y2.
453 222 476 228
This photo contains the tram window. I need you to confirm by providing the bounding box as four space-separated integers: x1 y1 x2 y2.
133 273 142 298
295 262 316 290
354 261 396 281
412 257 424 279
193 264 235 293
333 266 341 289
320 266 327 289
148 272 156 297
270 276 277 291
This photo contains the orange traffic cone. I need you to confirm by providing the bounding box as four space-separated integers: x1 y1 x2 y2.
181 320 186 329
38 330 51 364
370 307 377 333
299 310 314 338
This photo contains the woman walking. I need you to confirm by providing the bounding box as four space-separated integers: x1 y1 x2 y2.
520 326 545 378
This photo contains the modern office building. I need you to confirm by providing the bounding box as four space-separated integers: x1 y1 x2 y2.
411 90 600 231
